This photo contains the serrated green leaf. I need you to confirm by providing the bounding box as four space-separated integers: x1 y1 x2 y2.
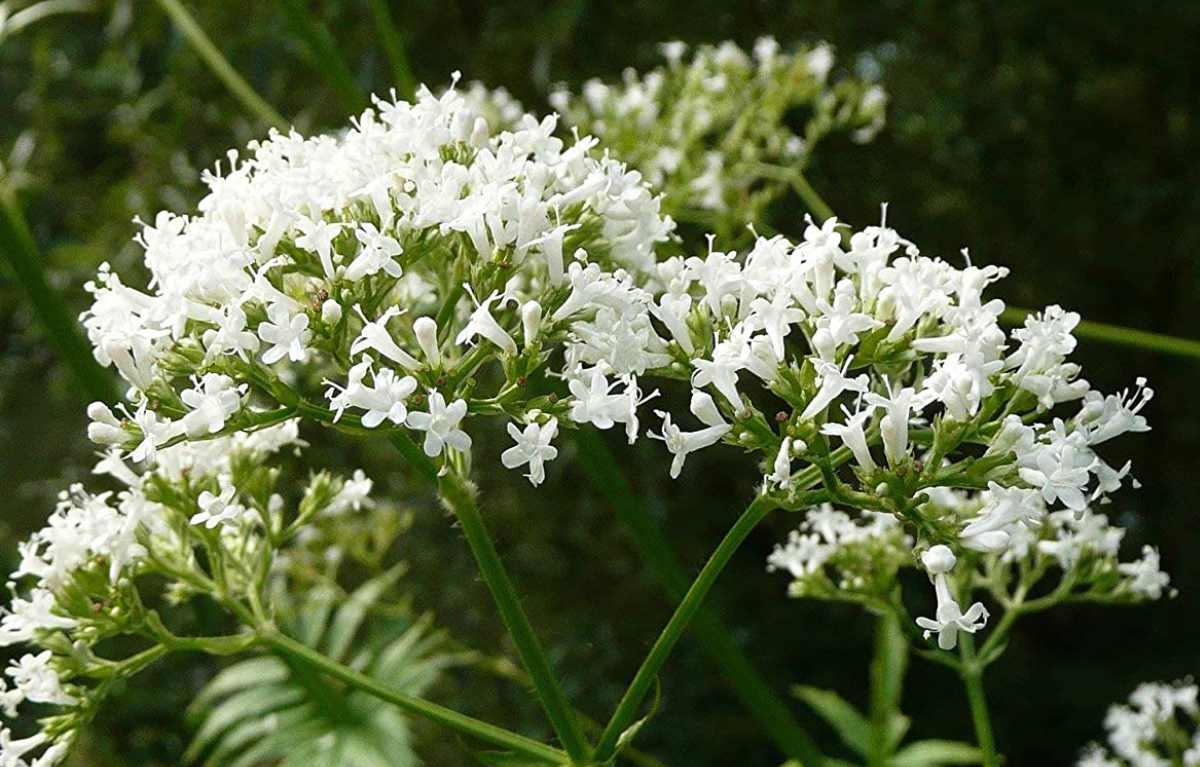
188 582 440 767
203 706 315 767
792 685 871 757
225 719 331 767
325 567 404 662
295 584 339 648
186 684 306 762
891 739 983 766
187 656 290 719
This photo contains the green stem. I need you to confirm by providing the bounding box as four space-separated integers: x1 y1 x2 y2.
789 171 836 222
261 630 565 764
0 191 116 402
152 0 288 131
437 471 592 764
276 0 368 116
867 610 908 767
365 0 417 99
593 494 778 761
573 430 824 765
958 636 998 767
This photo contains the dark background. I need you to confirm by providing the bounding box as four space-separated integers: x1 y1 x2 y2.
1 1 1197 764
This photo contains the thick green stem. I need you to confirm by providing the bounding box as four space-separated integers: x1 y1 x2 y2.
365 0 417 99
593 494 778 761
262 630 565 764
0 192 116 402
276 0 368 116
438 471 592 764
958 636 998 767
152 0 288 131
574 430 824 765
867 610 908 767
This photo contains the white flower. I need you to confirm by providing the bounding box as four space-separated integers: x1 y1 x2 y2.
800 357 869 421
1118 546 1171 600
7 651 74 707
350 306 420 371
501 418 559 486
691 339 746 411
0 727 49 765
748 292 806 359
865 384 916 467
650 292 695 354
961 483 1044 552
650 395 731 479
126 402 179 464
820 405 877 472
915 546 989 650
811 279 879 360
405 392 471 457
202 304 260 360
1075 378 1153 445
180 373 244 437
258 303 312 364
567 368 626 430
345 223 403 281
455 288 517 355
327 470 374 515
1019 439 1092 511
190 478 248 529
340 364 418 428
294 217 343 279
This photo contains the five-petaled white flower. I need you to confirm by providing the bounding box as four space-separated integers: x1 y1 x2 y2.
405 392 472 457
502 418 560 486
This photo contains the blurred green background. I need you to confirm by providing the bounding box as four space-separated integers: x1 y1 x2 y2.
1 1 1197 764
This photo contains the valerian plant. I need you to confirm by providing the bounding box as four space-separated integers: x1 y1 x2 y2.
0 26 1181 767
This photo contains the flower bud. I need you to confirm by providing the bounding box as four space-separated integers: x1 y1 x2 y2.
413 316 441 367
921 544 957 574
321 299 343 324
521 301 542 349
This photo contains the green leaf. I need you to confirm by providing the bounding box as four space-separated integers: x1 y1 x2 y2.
892 739 984 766
187 656 290 717
884 712 912 756
791 685 871 757
616 676 663 754
186 685 305 762
187 582 447 767
325 567 404 662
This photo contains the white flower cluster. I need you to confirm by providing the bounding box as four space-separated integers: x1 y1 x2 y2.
0 422 384 765
641 213 1150 515
551 38 887 238
76 73 1163 663
1079 679 1200 767
767 504 911 597
82 81 681 486
771 485 1170 652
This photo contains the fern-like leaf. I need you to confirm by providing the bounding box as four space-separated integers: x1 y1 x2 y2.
187 569 449 766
